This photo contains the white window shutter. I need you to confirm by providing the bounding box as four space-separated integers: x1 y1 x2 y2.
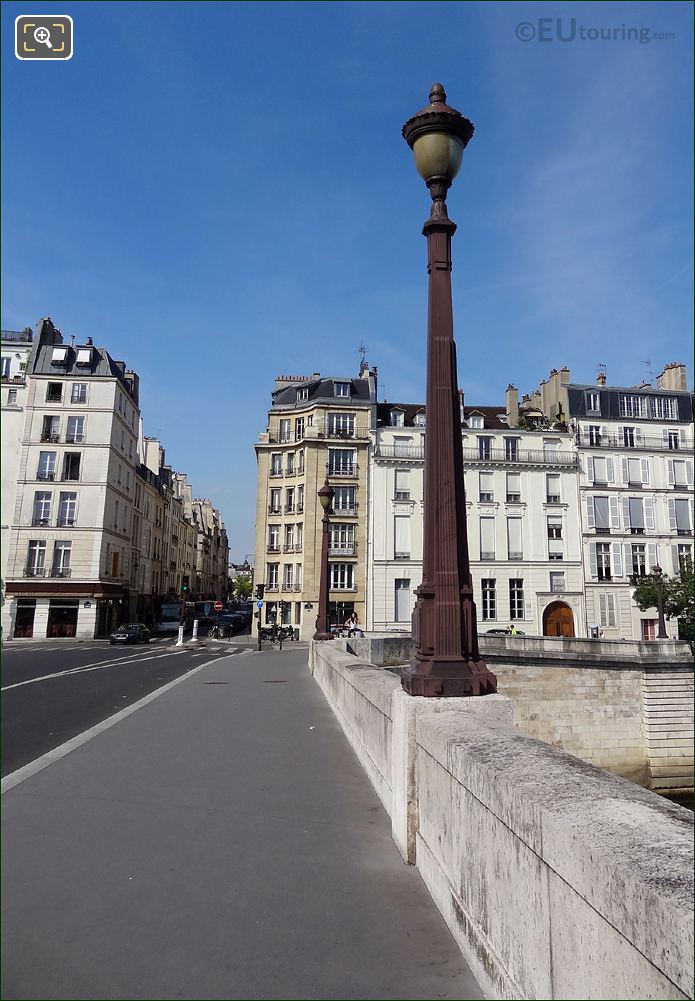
622 496 631 529
687 461 693 486
607 457 615 483
635 427 643 446
585 496 595 529
662 429 670 448
587 456 594 482
624 543 632 573
668 498 677 531
610 496 621 529
612 543 623 577
641 458 650 484
588 542 598 580
607 594 617 627
601 425 608 442
599 593 607 625
667 459 675 486
644 497 655 532
671 545 680 574
621 457 629 485
647 543 658 572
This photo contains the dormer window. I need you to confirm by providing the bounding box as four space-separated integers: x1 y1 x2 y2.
75 348 93 366
467 415 484 429
335 382 350 398
390 410 404 427
297 387 308 401
414 412 426 426
51 346 68 365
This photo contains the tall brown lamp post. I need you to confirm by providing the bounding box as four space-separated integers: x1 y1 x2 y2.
400 83 497 698
652 565 668 639
314 480 335 641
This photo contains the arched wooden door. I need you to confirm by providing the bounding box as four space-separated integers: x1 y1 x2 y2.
543 602 575 637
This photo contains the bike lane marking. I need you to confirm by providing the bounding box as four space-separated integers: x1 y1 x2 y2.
1 649 188 692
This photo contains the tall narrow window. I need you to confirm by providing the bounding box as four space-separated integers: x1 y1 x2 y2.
52 541 72 576
71 383 88 404
37 451 57 481
66 415 85 444
328 412 355 437
279 419 291 442
394 516 411 559
32 492 52 526
504 438 519 461
270 453 282 475
394 470 410 500
26 540 46 575
507 518 523 560
395 579 411 622
546 474 561 503
479 472 494 502
506 472 521 503
481 579 496 620
58 492 77 527
480 517 495 560
296 484 304 512
509 579 524 620
478 437 492 459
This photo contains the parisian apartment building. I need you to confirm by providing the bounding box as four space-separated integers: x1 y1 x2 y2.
255 358 692 643
1 318 229 640
254 364 377 640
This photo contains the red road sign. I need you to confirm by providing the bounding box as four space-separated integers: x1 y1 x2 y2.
214 601 224 611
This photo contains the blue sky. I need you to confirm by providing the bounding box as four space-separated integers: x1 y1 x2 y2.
2 0 692 559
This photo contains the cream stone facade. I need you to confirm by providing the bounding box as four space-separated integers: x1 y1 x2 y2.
368 401 585 637
254 365 377 640
1 327 34 609
2 318 230 639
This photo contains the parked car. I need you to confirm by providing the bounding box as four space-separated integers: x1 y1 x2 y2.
110 623 151 645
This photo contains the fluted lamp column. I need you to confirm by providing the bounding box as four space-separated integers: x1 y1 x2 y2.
400 83 497 698
313 480 335 641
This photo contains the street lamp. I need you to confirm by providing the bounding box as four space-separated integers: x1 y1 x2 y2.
314 480 335 641
652 565 668 639
400 84 497 698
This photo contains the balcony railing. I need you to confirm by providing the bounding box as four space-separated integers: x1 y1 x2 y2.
32 517 50 527
24 566 46 577
464 447 577 466
267 544 280 553
327 463 359 477
282 543 296 553
296 503 304 513
375 445 424 460
66 434 85 444
41 433 60 443
284 504 295 513
293 583 302 592
37 472 56 481
329 543 356 556
268 423 370 444
49 567 72 577
480 552 495 561
580 433 694 453
394 551 410 560
330 505 357 516
265 583 279 592
57 518 76 527
2 329 33 342
550 582 566 592
268 506 281 514
509 552 523 561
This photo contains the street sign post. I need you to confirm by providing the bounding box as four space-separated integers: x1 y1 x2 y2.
257 600 263 609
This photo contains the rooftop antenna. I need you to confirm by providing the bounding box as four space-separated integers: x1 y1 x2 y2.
641 359 653 385
358 340 367 368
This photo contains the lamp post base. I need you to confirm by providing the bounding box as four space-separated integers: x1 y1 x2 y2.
402 657 497 698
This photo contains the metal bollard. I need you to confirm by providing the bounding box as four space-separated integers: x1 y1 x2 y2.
176 624 184 647
191 618 199 642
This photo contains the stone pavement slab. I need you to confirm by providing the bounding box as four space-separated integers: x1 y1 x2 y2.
2 647 483 1001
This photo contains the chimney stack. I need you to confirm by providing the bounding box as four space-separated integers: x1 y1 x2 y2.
656 363 687 392
505 384 519 427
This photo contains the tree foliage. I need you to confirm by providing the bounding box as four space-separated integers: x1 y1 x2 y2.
631 558 694 642
231 576 253 600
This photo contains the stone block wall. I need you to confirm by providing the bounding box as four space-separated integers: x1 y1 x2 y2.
310 640 695 1000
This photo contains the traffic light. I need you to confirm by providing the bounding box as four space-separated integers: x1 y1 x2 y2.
256 583 265 600
182 575 190 594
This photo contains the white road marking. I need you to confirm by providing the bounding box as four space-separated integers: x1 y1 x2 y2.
1 649 188 692
1 655 228 794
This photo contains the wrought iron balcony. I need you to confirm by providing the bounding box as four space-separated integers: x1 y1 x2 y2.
480 552 495 561
330 505 358 517
579 433 694 453
508 552 523 561
464 447 577 467
327 463 359 478
394 551 410 560
265 583 279 592
49 567 72 577
37 472 55 481
57 518 76 527
41 433 60 443
32 517 50 527
267 544 280 553
24 566 46 577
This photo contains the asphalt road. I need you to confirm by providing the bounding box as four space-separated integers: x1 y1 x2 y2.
1 635 253 777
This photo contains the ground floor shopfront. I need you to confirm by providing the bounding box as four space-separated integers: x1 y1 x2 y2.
2 582 132 640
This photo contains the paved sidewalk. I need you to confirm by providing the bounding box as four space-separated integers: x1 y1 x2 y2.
2 647 482 1001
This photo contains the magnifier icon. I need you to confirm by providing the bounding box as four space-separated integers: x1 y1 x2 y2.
34 26 53 48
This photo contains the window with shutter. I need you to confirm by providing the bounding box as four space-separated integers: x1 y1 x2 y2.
611 543 623 577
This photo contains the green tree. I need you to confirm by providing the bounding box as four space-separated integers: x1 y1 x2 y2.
231 577 253 600
631 558 694 644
